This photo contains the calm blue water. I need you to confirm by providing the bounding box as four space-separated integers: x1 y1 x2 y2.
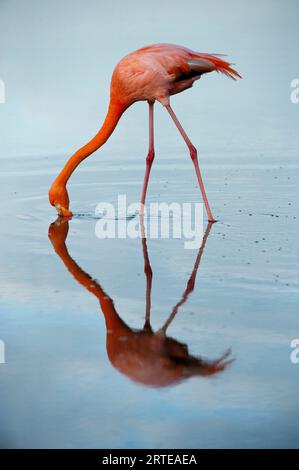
0 0 298 449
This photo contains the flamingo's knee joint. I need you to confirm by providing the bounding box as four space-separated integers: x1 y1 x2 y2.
189 146 197 161
146 150 155 164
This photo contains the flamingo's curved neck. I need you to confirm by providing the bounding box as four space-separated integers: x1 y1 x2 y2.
57 100 126 185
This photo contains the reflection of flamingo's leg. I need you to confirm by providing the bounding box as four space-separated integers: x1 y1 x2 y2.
159 222 213 333
140 215 153 331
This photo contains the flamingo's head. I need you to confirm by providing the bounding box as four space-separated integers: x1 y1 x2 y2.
49 182 72 217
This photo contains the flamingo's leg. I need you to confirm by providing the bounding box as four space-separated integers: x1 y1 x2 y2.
165 104 215 222
140 102 155 213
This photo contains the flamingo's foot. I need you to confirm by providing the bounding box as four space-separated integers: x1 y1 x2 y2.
54 203 73 218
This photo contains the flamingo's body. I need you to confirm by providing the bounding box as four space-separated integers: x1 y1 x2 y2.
49 44 241 219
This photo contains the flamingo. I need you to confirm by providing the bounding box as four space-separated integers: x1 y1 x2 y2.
49 44 241 221
48 217 233 387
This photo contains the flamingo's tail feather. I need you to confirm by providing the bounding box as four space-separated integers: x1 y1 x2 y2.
190 53 242 80
215 62 242 80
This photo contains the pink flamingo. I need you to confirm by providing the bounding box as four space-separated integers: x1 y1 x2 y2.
49 44 241 220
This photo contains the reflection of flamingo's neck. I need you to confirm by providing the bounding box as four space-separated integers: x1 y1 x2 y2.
97 297 129 334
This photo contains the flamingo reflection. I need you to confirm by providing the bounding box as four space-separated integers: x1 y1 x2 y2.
48 218 233 387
